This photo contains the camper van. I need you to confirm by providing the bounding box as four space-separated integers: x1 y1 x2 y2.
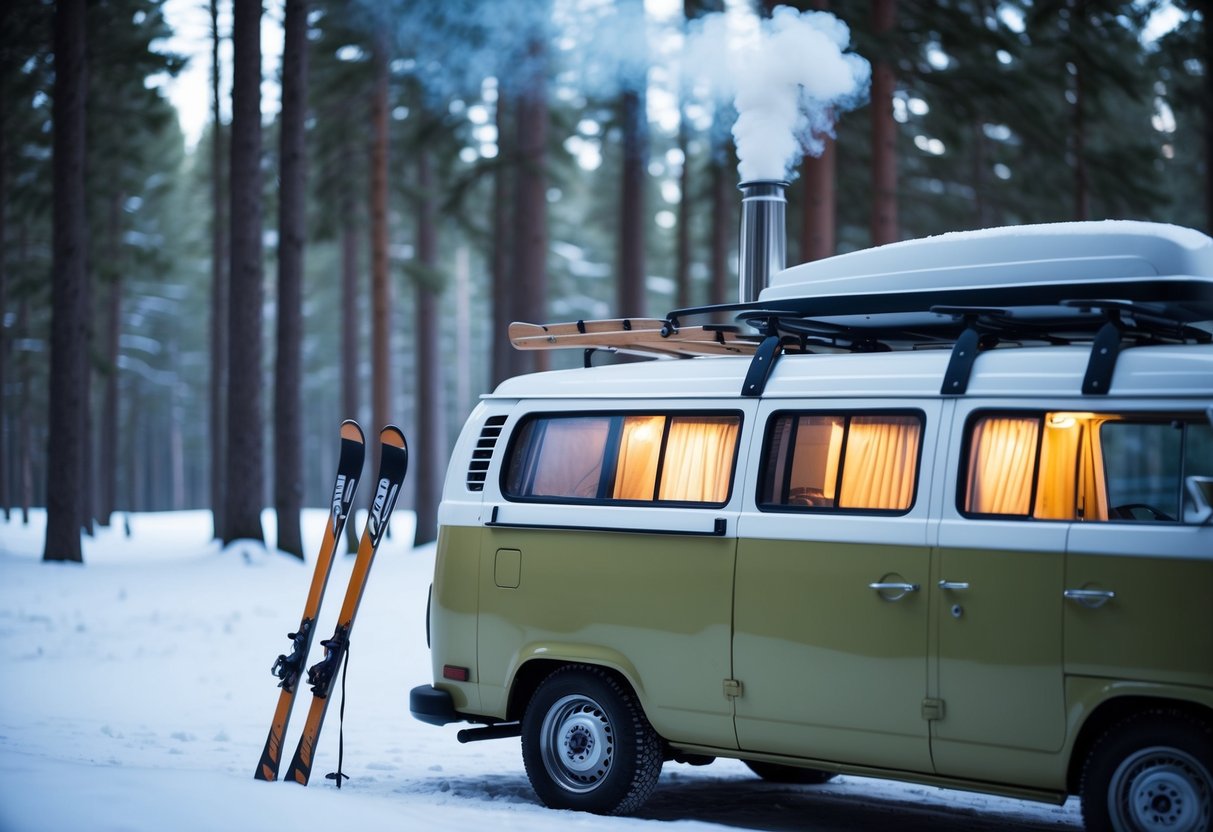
411 205 1213 832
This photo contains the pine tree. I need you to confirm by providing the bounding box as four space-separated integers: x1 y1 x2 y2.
274 0 309 559
44 0 88 563
224 0 266 545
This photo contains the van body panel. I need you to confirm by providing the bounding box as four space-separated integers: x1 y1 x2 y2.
1064 545 1213 687
1064 677 1213 735
475 525 739 748
929 540 1067 774
430 524 483 713
732 538 933 772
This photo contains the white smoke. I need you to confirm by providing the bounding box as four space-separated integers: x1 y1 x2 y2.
684 5 870 182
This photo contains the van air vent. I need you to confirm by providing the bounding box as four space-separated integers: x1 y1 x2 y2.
466 415 508 491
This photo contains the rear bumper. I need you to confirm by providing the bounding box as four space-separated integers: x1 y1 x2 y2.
409 684 463 726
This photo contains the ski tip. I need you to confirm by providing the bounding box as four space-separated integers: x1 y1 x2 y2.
380 425 407 451
340 420 365 443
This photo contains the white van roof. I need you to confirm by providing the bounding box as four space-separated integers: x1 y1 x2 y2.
763 220 1213 304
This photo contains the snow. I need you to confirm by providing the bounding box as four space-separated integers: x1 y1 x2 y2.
0 509 1083 831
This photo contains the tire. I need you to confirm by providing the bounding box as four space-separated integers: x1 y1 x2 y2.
1080 709 1213 832
744 759 838 785
521 665 663 815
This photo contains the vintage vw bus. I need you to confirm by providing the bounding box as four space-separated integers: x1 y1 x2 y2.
411 210 1213 832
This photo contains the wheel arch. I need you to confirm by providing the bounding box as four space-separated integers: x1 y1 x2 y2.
1066 694 1213 794
506 654 646 724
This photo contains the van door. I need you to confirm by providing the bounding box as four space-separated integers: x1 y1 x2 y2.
732 402 938 774
1066 416 1213 692
930 408 1067 787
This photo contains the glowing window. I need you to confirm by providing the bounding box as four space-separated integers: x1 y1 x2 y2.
504 412 741 506
760 413 922 512
962 411 1212 524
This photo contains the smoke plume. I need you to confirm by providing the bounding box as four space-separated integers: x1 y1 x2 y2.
685 6 870 182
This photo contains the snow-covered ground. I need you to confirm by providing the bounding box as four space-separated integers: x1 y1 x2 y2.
0 509 1084 831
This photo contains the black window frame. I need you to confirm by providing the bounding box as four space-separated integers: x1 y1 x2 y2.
500 409 745 509
956 410 1047 521
957 409 1211 524
756 408 927 516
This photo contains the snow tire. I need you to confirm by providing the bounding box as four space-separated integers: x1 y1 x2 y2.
1080 708 1213 832
521 664 663 815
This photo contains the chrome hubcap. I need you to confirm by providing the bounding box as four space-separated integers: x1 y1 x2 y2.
1110 747 1212 832
539 694 614 793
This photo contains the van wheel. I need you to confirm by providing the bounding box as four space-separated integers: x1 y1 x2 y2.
744 760 837 785
1080 709 1213 832
521 665 663 815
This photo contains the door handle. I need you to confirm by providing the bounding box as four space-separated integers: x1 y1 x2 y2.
1064 588 1116 609
938 580 970 591
868 581 920 601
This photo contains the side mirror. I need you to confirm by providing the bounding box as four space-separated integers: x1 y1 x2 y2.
1185 475 1213 524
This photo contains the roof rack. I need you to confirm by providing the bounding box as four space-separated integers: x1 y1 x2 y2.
510 275 1213 396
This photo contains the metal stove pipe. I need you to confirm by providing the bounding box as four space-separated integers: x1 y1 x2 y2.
737 179 788 304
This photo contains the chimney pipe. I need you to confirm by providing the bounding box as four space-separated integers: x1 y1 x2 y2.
737 179 788 304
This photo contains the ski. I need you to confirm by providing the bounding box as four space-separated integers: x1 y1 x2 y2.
284 425 409 786
254 420 366 782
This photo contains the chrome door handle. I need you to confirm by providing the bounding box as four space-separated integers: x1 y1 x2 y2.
1064 588 1116 609
869 581 920 602
938 580 970 591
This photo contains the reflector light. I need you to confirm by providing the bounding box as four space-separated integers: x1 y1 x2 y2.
443 665 470 682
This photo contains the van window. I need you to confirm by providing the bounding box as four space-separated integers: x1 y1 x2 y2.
759 412 923 512
504 413 741 506
962 412 1213 523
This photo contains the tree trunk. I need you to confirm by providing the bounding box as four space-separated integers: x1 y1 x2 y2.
0 100 7 521
274 0 307 559
224 0 265 545
18 285 32 525
619 85 647 317
45 0 88 563
1204 0 1213 233
675 98 691 310
413 150 445 547
80 268 94 538
490 91 516 386
340 185 360 553
801 135 836 262
98 194 122 526
618 0 648 318
869 0 899 246
1071 56 1089 221
709 158 731 307
209 0 228 540
794 0 835 264
0 65 8 521
369 35 392 464
513 14 550 373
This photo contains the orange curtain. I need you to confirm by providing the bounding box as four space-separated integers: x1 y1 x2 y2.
613 416 665 500
838 416 921 510
966 416 1039 515
657 416 741 503
1034 416 1081 520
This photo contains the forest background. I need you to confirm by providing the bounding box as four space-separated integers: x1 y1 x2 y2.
2 0 1208 562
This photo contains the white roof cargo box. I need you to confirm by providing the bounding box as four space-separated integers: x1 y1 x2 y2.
763 220 1213 303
